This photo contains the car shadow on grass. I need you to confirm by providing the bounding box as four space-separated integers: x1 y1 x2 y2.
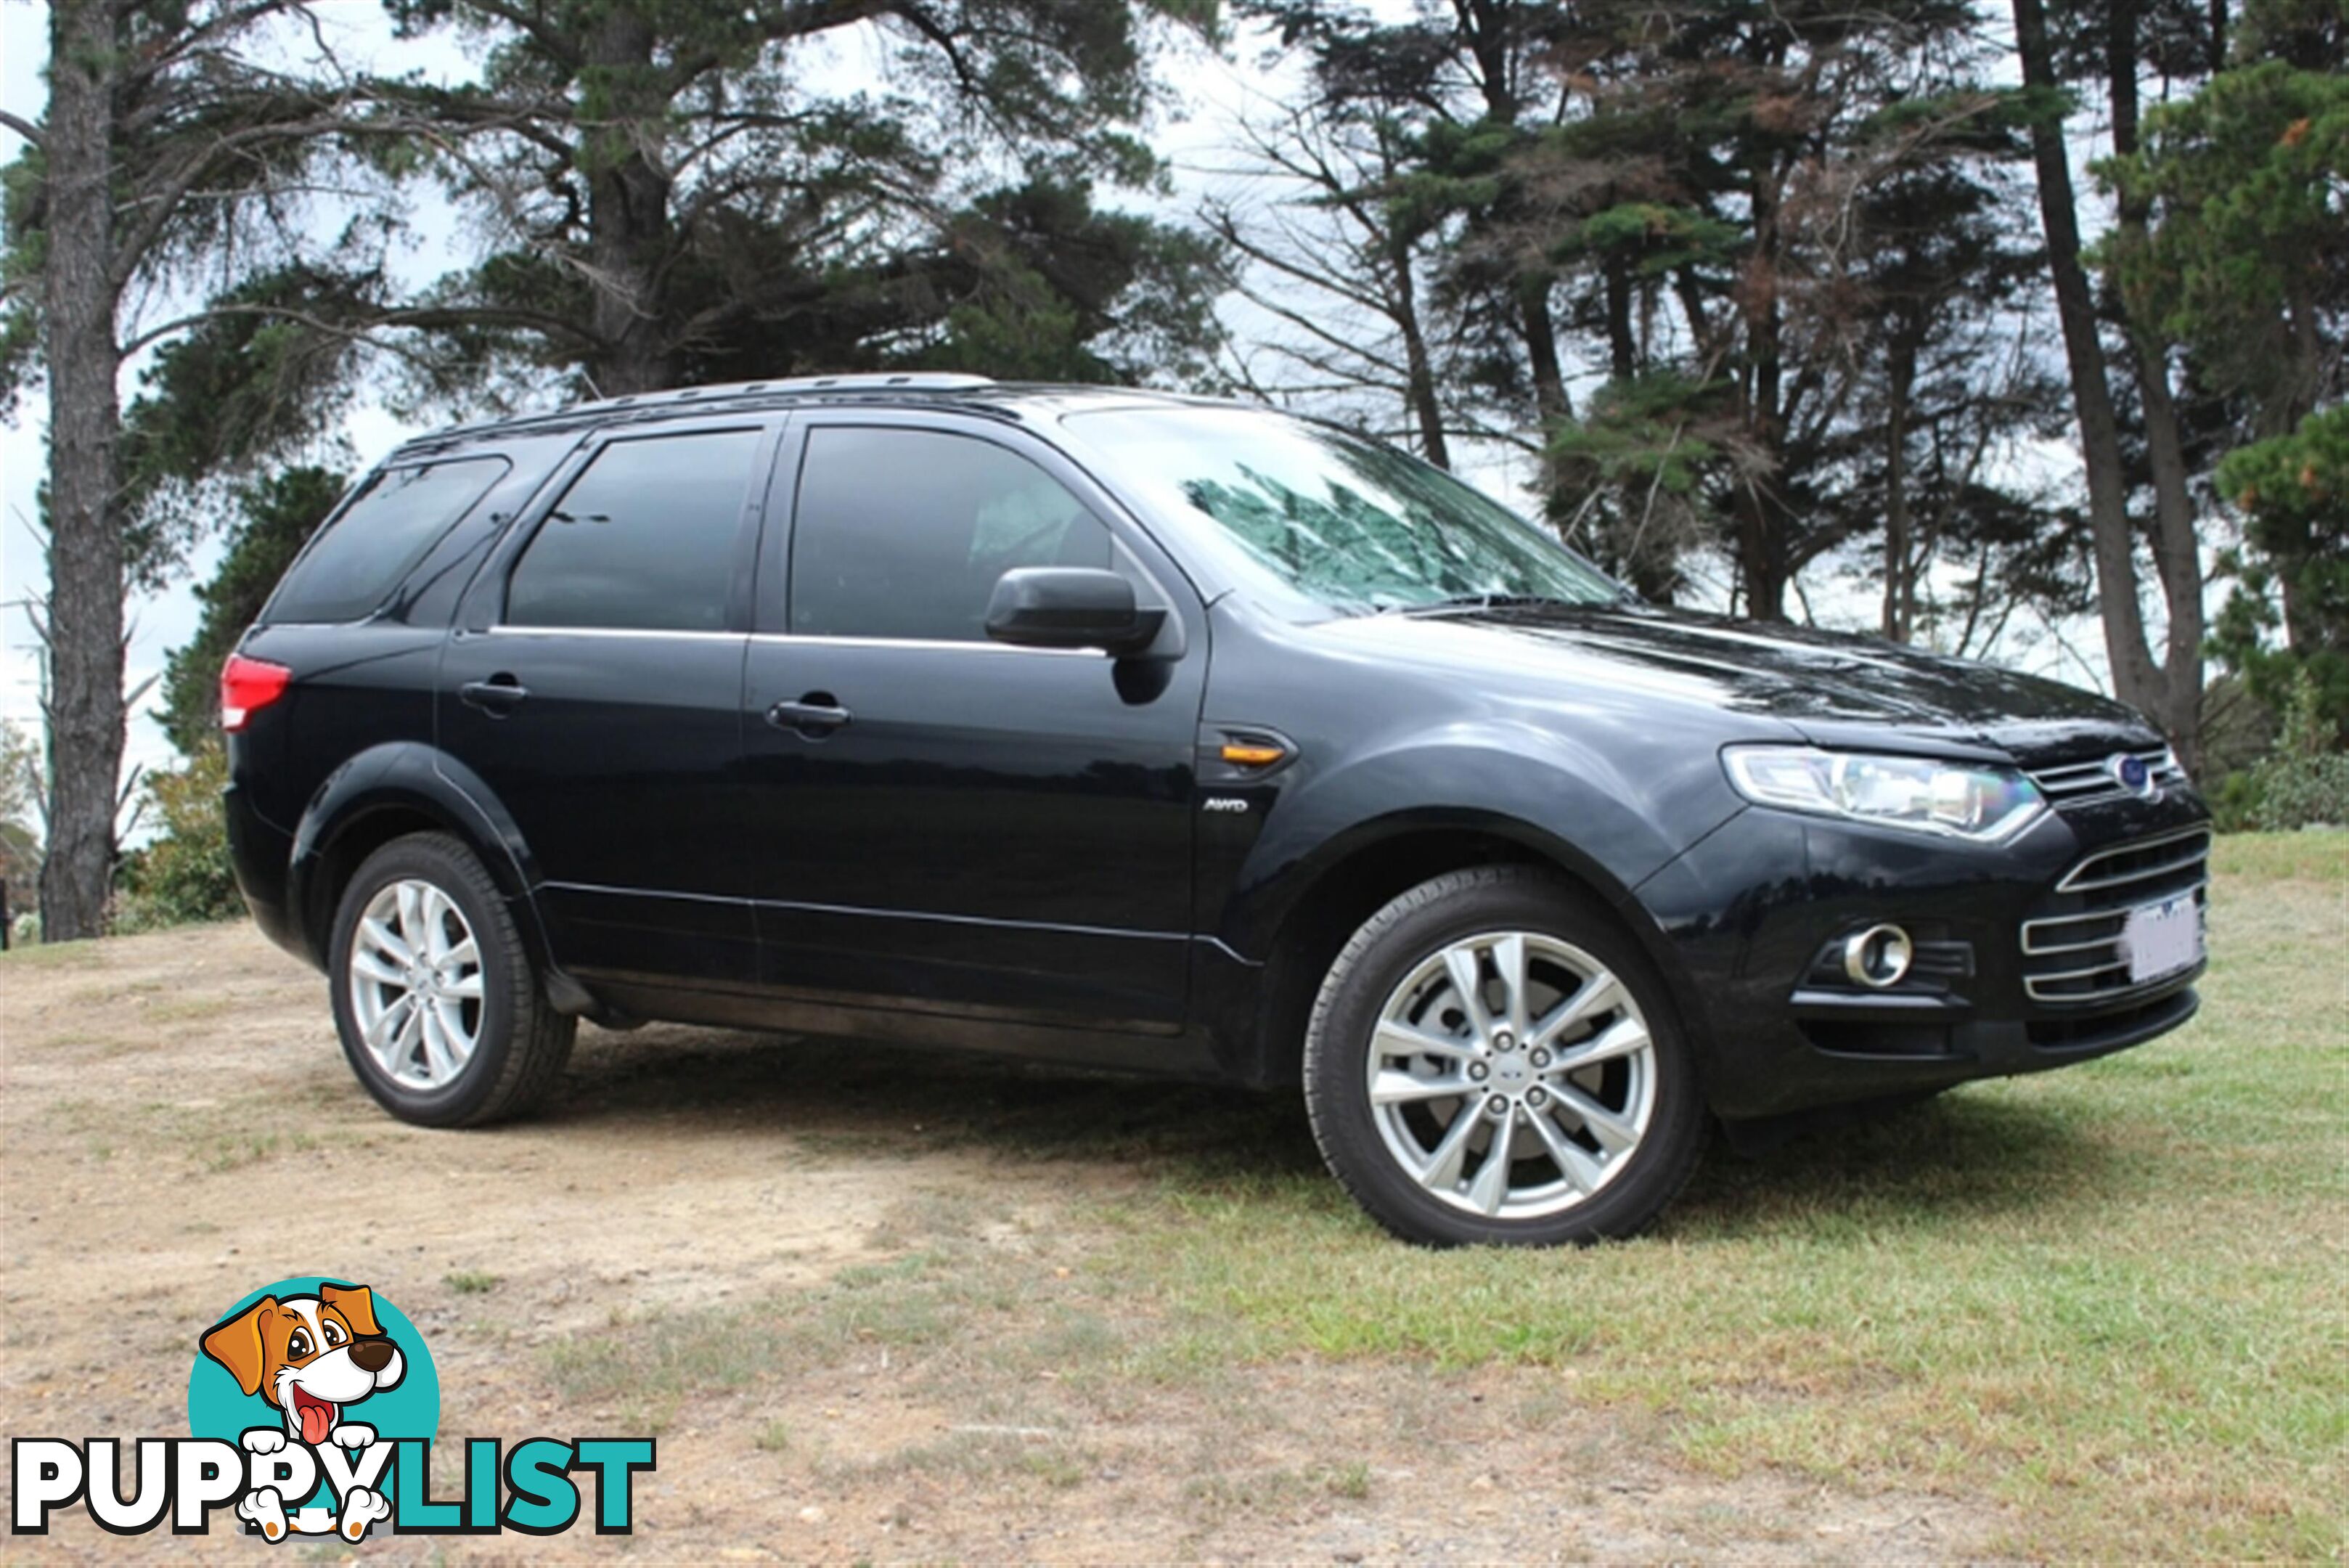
1671 1091 2123 1236
542 1021 2119 1234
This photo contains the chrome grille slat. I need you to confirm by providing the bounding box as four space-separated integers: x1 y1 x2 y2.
2020 828 2210 1006
2027 747 2187 809
2059 843 2213 894
2054 825 2213 892
2022 928 2136 958
2019 908 2126 942
2030 958 2134 985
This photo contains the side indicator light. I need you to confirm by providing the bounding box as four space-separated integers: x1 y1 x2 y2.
1220 742 1287 767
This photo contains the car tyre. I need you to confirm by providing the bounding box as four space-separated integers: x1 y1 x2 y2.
328 831 575 1127
1302 866 1704 1246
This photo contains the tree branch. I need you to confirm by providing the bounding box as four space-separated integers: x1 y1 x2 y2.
454 0 583 69
119 298 605 361
109 104 472 293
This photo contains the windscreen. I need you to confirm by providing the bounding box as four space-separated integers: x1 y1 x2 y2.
1061 407 1619 616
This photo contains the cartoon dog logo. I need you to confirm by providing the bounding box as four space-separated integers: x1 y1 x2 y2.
199 1283 403 1542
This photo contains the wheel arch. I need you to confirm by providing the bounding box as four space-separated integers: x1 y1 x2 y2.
287 742 558 987
1217 808 1700 1090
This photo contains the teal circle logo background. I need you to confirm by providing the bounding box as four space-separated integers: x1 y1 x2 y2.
187 1277 440 1485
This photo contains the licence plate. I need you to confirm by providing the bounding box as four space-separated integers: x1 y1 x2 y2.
2123 894 2203 983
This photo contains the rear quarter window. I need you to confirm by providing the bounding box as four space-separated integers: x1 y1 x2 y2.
265 457 510 624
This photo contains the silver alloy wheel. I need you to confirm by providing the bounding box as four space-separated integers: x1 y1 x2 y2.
347 877 485 1091
1366 929 1657 1219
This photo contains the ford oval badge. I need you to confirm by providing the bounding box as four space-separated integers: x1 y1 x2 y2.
2109 752 2157 799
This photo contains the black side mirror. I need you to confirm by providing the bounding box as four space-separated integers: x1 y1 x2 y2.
984 567 1167 656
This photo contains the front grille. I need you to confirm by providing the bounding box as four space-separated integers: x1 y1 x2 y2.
2028 746 2187 809
2019 826 2210 1005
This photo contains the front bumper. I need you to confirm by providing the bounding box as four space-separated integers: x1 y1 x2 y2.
1635 789 2212 1122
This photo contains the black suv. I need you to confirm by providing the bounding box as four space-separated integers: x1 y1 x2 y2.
224 374 2211 1245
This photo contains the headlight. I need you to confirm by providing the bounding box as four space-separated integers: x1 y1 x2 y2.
1722 746 2047 842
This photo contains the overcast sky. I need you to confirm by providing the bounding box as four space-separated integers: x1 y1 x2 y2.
0 1 2128 809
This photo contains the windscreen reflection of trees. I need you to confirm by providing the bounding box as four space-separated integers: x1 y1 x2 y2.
1170 430 1617 613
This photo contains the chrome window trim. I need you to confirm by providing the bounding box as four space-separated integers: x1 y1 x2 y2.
482 625 1119 656
746 631 1106 658
485 624 743 642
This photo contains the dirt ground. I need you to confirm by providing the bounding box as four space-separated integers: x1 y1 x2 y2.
1 921 2003 1562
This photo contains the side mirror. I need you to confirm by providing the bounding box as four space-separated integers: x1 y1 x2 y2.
984 568 1167 656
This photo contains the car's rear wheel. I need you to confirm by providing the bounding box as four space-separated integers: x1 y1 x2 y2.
1302 867 1704 1246
328 831 574 1127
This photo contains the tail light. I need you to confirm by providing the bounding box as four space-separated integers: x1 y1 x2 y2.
220 654 292 732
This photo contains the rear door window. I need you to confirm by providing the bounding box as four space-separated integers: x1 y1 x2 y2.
266 458 508 624
504 430 763 632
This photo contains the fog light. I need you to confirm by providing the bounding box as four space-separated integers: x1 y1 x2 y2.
1842 924 1914 989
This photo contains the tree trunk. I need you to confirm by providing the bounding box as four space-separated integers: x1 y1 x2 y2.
37 0 127 942
1604 256 1637 382
2107 0 2207 769
1882 332 1917 642
1519 282 1570 422
2133 356 2207 769
1739 168 1791 623
1389 241 1451 470
1733 488 1788 624
582 7 676 396
2011 0 2173 735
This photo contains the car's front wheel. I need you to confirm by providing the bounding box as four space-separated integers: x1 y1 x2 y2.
1302 867 1704 1246
327 831 575 1127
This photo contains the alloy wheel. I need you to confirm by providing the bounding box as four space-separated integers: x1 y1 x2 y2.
1365 928 1656 1220
346 877 486 1091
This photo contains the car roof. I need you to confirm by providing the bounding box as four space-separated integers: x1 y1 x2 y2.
384 374 1227 460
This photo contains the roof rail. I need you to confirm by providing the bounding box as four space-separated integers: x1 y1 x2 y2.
572 372 997 415
397 372 1016 450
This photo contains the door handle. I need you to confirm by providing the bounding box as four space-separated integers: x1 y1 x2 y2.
767 693 851 738
459 674 530 716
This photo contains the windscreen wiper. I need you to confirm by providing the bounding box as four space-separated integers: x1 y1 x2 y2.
1386 592 1588 616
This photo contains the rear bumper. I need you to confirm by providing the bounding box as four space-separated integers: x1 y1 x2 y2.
1637 795 2212 1122
224 780 311 968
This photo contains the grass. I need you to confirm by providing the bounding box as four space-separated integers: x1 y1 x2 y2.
0 938 105 969
444 1270 501 1295
532 833 2346 1561
197 1129 319 1172
819 1429 1095 1490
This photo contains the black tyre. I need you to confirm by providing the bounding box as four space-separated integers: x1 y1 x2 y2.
327 831 575 1127
1302 866 1704 1246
